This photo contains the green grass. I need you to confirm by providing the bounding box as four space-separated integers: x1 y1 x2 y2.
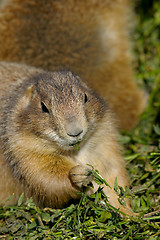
0 1 160 239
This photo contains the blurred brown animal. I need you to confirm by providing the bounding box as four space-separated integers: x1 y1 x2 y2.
0 0 146 130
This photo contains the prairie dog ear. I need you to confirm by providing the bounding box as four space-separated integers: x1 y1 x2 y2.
17 84 36 110
25 84 36 100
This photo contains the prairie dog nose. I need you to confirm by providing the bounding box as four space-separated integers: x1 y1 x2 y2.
66 117 84 138
67 129 83 137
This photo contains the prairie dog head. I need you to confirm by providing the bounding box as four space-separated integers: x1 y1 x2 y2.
11 71 106 151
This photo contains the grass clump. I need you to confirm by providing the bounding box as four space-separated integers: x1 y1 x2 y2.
0 170 159 239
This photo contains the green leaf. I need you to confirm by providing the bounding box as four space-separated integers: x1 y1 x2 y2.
99 211 112 222
28 220 37 230
73 143 80 151
17 193 24 206
153 124 160 135
41 212 51 223
114 177 118 192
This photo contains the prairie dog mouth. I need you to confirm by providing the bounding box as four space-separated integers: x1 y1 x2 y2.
69 141 81 147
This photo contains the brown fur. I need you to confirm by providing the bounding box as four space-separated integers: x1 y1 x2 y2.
0 0 146 130
0 62 131 214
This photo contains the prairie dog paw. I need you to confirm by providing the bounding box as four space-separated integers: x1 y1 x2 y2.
69 165 93 188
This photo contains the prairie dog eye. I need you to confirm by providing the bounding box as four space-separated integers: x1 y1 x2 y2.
41 102 49 113
84 93 88 103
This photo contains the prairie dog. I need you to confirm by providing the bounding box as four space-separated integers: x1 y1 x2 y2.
0 0 146 130
0 62 130 214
